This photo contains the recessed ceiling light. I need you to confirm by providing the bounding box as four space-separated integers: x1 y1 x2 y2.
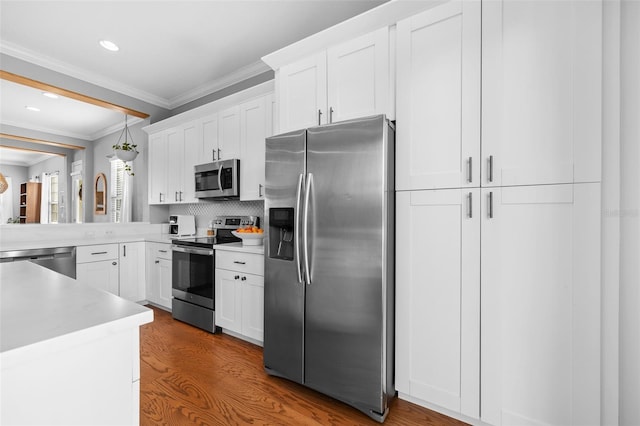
99 40 119 52
42 92 59 99
25 106 41 112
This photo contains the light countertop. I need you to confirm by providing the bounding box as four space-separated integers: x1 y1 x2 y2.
0 233 174 252
0 262 153 358
214 241 264 255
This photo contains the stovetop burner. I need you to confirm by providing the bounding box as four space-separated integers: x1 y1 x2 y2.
172 235 239 249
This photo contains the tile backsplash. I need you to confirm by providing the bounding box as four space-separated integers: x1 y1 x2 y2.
169 200 264 231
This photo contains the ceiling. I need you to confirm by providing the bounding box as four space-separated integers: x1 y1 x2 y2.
0 1 387 142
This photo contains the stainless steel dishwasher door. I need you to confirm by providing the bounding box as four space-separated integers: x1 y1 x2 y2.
0 246 77 279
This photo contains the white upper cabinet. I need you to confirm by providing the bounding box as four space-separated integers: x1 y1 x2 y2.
148 132 168 204
278 53 327 131
482 0 602 187
218 106 241 161
396 0 481 191
181 121 199 203
480 183 601 426
201 114 219 164
277 27 391 132
326 27 390 124
166 129 183 203
240 95 271 201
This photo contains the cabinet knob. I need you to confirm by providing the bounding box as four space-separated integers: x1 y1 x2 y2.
241 276 247 281
112 262 117 266
155 260 160 264
234 275 240 280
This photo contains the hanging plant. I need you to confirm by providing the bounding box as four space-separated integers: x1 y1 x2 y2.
112 115 139 175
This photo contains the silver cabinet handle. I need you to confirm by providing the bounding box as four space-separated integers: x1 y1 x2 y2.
212 149 217 161
159 250 168 253
155 260 159 264
241 276 247 281
218 148 221 160
303 173 313 285
91 251 108 255
318 109 322 125
329 107 334 123
490 155 494 182
234 275 240 280
179 191 183 201
258 184 263 197
175 191 179 202
295 173 304 284
468 157 473 183
159 192 164 203
488 191 494 219
233 261 246 265
468 192 473 218
112 261 117 266
123 245 126 257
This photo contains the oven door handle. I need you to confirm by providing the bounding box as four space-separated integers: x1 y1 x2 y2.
172 246 214 256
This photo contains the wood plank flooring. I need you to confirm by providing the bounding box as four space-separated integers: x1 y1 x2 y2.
140 306 467 426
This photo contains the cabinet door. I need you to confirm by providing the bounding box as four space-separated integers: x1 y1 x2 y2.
148 132 168 204
156 258 172 309
327 27 390 123
77 260 119 295
482 0 602 186
481 183 601 426
241 273 264 343
240 96 267 201
166 129 184 203
215 268 242 333
218 106 241 160
396 0 481 190
278 52 327 132
201 113 219 162
396 189 480 417
181 121 199 203
119 242 146 302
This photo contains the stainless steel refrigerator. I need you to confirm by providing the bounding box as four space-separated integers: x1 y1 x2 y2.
264 115 395 422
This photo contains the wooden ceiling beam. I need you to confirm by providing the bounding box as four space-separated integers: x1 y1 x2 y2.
0 144 66 157
0 133 85 150
0 70 150 119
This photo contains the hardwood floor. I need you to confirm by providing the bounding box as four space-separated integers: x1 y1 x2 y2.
140 306 467 426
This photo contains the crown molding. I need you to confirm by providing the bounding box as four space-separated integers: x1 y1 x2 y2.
167 60 272 109
0 41 171 109
89 116 144 141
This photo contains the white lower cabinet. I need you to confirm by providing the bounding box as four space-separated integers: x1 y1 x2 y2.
215 250 264 344
397 183 601 425
396 189 480 418
76 244 119 295
146 242 172 310
119 242 146 302
480 183 601 426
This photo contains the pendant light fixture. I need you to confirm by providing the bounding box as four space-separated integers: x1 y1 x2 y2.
112 114 138 163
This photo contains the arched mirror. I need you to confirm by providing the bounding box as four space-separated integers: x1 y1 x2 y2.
94 173 107 215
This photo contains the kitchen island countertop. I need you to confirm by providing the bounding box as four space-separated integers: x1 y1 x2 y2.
0 261 153 357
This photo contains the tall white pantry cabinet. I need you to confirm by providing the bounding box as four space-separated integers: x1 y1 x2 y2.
395 1 603 425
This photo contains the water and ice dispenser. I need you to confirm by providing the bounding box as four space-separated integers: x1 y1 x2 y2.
269 208 294 260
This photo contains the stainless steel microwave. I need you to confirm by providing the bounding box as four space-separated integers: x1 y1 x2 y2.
194 159 240 199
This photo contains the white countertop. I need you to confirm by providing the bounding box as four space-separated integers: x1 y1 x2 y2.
0 262 153 358
214 241 264 255
0 233 174 252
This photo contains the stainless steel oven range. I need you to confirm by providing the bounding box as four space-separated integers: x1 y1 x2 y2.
171 215 257 332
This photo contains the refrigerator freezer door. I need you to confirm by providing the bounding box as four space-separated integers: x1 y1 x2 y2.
264 129 306 384
304 115 390 417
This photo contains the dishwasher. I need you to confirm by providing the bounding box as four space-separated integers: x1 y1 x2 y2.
0 246 77 279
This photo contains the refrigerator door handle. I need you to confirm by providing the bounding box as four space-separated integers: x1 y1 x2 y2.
295 173 304 284
303 173 313 285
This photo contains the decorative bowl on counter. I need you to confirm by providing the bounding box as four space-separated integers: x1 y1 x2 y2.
231 231 265 246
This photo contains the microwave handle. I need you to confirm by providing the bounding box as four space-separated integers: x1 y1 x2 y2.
218 164 223 191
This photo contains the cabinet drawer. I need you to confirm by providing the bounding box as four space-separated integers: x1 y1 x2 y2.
77 244 119 263
216 250 263 276
148 242 172 260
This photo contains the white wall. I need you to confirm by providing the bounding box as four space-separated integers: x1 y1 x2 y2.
619 1 640 424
